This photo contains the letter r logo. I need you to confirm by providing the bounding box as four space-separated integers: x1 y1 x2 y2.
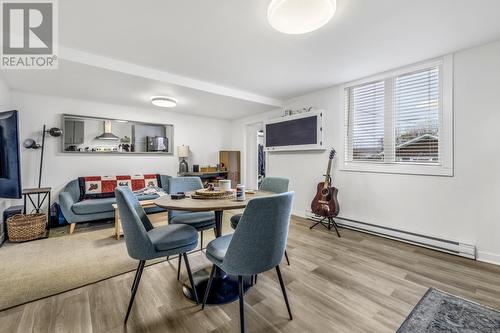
2 2 53 55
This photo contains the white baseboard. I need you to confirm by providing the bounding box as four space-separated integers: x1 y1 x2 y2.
294 210 477 260
477 251 500 266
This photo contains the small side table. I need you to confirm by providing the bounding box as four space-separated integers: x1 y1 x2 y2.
112 199 161 240
22 187 51 227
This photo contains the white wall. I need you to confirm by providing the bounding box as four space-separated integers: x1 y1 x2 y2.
12 91 232 200
231 40 500 265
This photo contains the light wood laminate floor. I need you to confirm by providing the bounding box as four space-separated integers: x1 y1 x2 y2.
1 216 500 333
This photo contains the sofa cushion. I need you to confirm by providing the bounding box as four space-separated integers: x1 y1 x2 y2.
72 194 160 215
72 198 116 215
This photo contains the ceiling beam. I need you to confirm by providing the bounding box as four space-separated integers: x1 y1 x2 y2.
60 46 283 107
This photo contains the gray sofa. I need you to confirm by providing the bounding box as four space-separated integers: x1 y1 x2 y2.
59 175 171 233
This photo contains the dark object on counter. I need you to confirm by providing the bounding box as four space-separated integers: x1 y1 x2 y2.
171 193 186 200
146 136 168 152
192 164 199 172
121 144 130 152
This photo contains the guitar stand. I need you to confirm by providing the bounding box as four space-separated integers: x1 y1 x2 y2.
310 216 341 238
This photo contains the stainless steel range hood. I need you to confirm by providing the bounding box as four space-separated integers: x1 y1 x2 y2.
95 120 119 140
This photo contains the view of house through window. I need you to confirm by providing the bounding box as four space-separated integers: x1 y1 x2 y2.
345 64 441 165
395 67 440 163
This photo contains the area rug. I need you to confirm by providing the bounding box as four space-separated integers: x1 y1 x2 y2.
397 288 500 332
0 211 236 311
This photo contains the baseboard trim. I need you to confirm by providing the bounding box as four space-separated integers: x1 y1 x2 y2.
476 251 500 266
294 210 476 260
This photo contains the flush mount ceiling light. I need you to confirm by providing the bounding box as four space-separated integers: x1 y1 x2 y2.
151 96 177 108
267 0 336 35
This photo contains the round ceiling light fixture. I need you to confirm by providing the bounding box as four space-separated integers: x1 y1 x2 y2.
151 96 177 108
267 0 336 35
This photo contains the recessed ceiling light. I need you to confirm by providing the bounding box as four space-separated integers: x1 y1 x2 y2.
151 96 177 108
267 0 336 35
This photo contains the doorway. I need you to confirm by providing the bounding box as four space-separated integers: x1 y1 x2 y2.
245 122 264 190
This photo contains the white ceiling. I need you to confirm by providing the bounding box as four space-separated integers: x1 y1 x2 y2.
3 0 500 119
1 60 275 119
57 0 500 98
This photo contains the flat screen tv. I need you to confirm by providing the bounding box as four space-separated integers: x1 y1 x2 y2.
0 110 22 199
264 110 324 151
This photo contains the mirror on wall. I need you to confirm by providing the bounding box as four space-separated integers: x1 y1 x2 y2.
62 114 174 154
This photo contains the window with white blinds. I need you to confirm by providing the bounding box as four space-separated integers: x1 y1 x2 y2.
346 81 385 162
343 57 453 176
394 67 440 163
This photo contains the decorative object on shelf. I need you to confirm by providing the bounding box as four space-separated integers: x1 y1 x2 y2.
283 106 314 117
200 166 217 173
178 145 190 173
23 125 62 188
192 164 199 172
267 0 336 35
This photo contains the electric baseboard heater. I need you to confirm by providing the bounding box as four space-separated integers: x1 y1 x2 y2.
305 211 476 259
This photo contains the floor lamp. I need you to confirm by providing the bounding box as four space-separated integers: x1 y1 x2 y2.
23 125 63 188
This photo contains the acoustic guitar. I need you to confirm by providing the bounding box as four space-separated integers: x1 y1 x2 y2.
310 148 340 218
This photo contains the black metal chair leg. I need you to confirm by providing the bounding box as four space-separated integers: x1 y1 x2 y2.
238 275 246 333
130 261 141 292
276 265 293 320
125 260 145 324
183 253 199 304
200 230 204 250
284 250 290 266
177 254 182 280
202 264 216 309
254 274 258 284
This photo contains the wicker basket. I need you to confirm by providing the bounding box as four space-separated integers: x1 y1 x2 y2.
6 214 47 242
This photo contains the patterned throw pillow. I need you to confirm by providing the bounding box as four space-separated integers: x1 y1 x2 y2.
78 174 160 200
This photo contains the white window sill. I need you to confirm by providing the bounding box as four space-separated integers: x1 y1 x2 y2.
340 162 454 177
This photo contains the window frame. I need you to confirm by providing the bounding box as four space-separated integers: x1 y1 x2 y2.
340 55 454 177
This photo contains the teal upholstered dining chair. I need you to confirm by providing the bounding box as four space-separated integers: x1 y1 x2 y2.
168 177 216 279
115 187 199 324
202 192 295 333
230 177 291 265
